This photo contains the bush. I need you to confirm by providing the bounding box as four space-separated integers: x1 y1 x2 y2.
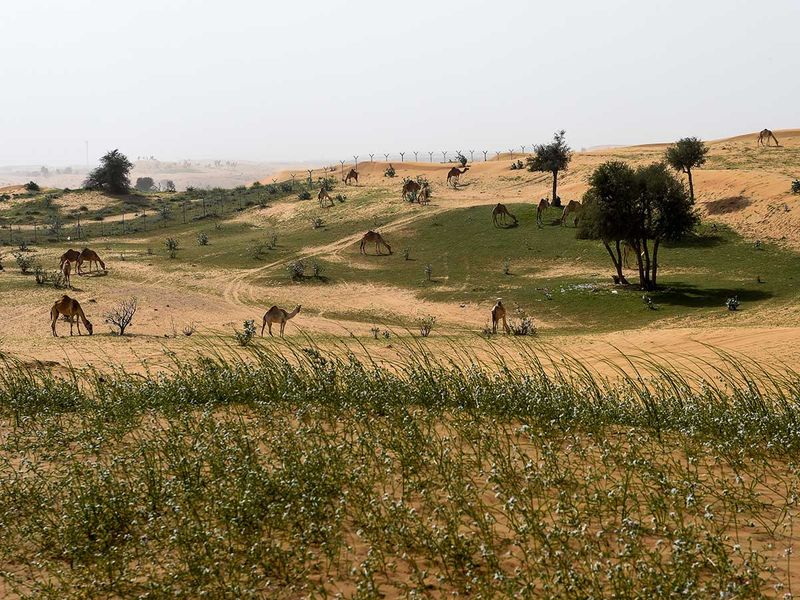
106 297 138 335
508 309 536 336
510 160 524 170
279 182 293 193
84 149 133 194
502 258 510 275
384 165 396 178
14 252 35 274
267 233 278 249
424 263 432 281
287 260 306 280
161 179 176 192
297 190 312 200
135 177 156 192
165 237 179 258
311 217 324 229
726 296 740 311
792 179 800 194
417 315 436 337
197 232 209 246
311 260 324 278
24 181 40 192
251 181 262 188
402 248 410 261
234 320 257 346
182 322 197 336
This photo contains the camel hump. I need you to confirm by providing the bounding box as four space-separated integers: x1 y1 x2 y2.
267 305 278 312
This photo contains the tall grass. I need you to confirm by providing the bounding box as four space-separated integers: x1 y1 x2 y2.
1 346 799 597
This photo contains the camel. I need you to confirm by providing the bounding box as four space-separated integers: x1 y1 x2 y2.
260 305 301 338
60 248 80 269
344 168 359 185
77 248 106 274
61 260 71 288
536 198 550 227
318 188 334 208
446 166 469 188
402 179 421 200
359 230 392 255
758 128 780 147
560 200 581 227
491 203 517 227
418 184 431 205
50 295 93 337
491 298 510 334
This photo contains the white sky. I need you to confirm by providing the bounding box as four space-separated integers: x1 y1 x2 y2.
1 0 798 165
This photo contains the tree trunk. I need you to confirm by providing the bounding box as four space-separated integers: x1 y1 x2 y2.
552 171 559 207
651 239 660 288
633 239 646 289
641 239 651 289
686 168 694 201
604 241 628 284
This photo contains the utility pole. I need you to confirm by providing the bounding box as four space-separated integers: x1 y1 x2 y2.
369 153 374 163
339 160 345 180
384 153 389 162
428 151 434 163
469 150 475 162
399 152 405 162
508 149 514 158
413 151 418 161
353 155 359 169
482 150 488 161
441 151 448 163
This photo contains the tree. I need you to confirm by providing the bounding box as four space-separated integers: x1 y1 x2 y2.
664 137 708 202
105 297 137 335
135 177 156 192
24 181 40 192
527 130 572 208
579 161 697 290
83 149 133 194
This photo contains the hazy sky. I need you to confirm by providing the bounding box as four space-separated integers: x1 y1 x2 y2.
2 0 798 165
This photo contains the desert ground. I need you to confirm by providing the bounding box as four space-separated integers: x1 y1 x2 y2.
0 129 798 376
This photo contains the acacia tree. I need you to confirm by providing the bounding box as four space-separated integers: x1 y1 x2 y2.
579 161 697 290
84 149 133 194
527 130 572 207
664 137 708 202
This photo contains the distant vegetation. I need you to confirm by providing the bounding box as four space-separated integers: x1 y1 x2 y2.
84 149 133 194
527 130 572 207
665 137 709 201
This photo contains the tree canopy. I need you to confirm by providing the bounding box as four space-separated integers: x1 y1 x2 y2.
527 130 571 207
579 160 697 290
664 137 708 201
84 149 133 194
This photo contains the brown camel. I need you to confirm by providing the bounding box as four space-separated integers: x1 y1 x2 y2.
402 179 421 200
446 166 469 188
318 188 334 208
77 248 106 274
359 230 392 255
491 203 517 227
560 200 581 227
758 128 780 147
418 183 431 205
491 298 510 334
62 260 72 288
60 248 80 269
50 295 93 337
261 305 301 337
536 198 550 227
344 168 359 185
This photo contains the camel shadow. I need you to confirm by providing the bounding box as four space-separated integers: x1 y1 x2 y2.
654 282 773 309
494 222 519 229
80 270 109 278
663 233 725 249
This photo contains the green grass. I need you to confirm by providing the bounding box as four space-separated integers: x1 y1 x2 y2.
2 346 800 597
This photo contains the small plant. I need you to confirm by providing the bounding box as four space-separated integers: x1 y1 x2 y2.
481 322 494 337
297 190 312 200
34 265 46 284
234 319 257 346
24 181 40 192
381 329 390 339
642 295 659 310
311 217 324 229
48 268 67 289
17 240 29 253
508 308 536 336
267 233 278 249
424 263 433 281
754 239 763 250
384 164 396 178
311 260 324 278
14 252 34 274
335 194 346 202
182 322 197 336
726 296 740 311
197 232 209 246
402 248 411 261
370 326 380 340
106 297 138 335
287 259 306 280
791 179 800 194
510 159 524 170
502 258 511 275
165 237 179 258
417 315 436 337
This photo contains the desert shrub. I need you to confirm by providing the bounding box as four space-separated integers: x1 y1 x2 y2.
197 232 209 246
502 258 510 275
335 194 346 202
297 190 312 200
792 179 800 194
135 177 155 192
106 297 137 335
384 165 396 178
287 260 306 280
265 184 278 195
234 319 257 346
311 260 324 278
370 326 380 339
14 252 35 274
508 309 536 336
510 159 524 170
424 263 432 281
182 322 197 336
642 295 659 310
726 296 740 311
251 181 262 188
311 217 324 229
161 179 176 192
17 240 29 253
47 268 68 289
267 233 278 249
417 315 436 337
24 181 40 192
402 248 410 261
165 238 179 258
279 182 293 193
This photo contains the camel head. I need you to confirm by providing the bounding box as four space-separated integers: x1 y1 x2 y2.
85 320 94 335
384 240 392 254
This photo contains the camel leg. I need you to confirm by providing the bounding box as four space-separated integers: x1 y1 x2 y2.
280 321 285 338
492 317 497 334
503 316 510 334
261 316 267 337
268 322 273 337
76 319 82 336
51 308 58 337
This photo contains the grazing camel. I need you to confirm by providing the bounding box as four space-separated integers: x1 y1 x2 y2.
758 128 780 147
60 248 80 269
418 184 431 205
261 305 301 338
61 260 72 288
446 166 469 188
318 188 334 207
491 203 518 227
491 298 510 334
536 198 550 227
359 230 392 255
560 200 581 227
344 168 359 185
77 248 106 274
402 179 421 200
50 295 93 337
